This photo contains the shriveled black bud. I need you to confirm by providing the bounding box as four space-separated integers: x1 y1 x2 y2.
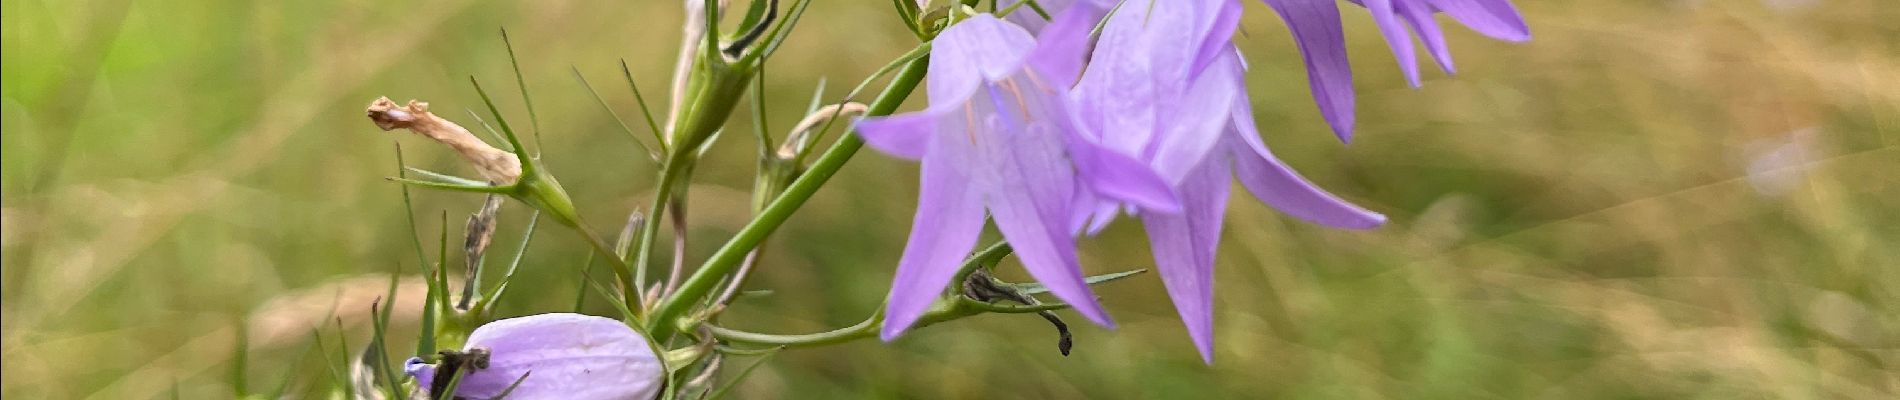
962 269 1075 356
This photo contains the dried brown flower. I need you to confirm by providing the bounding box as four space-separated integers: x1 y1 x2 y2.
366 97 522 184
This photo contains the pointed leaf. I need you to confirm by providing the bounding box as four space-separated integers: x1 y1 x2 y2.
1005 268 1149 295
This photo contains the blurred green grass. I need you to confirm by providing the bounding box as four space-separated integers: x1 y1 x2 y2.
4 0 1898 398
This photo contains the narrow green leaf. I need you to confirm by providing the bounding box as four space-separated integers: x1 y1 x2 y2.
369 288 402 399
268 335 317 399
469 77 533 174
793 42 930 165
463 108 514 152
573 254 595 312
889 0 921 36
418 212 447 357
500 28 544 156
491 372 533 399
588 278 640 324
705 348 781 400
312 328 345 398
701 0 721 64
403 166 491 187
749 66 773 155
959 298 1071 313
736 0 770 37
571 66 659 161
437 364 470 400
804 77 827 115
231 318 249 398
395 145 436 294
1006 268 1149 296
739 0 814 66
619 59 667 151
481 211 542 312
385 177 511 194
333 317 355 400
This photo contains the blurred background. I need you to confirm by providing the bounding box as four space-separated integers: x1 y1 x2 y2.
4 0 1898 398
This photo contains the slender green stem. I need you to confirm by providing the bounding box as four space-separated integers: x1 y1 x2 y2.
631 154 691 312
647 57 929 339
706 314 879 348
709 291 1067 349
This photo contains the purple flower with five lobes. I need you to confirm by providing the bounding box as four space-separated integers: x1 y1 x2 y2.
1069 0 1386 363
1260 0 1530 141
853 9 1182 341
404 313 663 400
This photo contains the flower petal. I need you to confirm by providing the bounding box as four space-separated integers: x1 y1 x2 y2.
1189 0 1245 77
403 357 436 387
854 108 948 160
1152 50 1242 184
1258 0 1357 142
879 150 988 340
1070 11 1158 154
1428 0 1531 42
1364 0 1422 87
980 86 1112 326
1070 136 1181 213
455 313 662 400
1398 0 1456 75
1228 94 1386 229
1001 0 1078 34
1026 0 1110 85
929 14 1038 106
1141 155 1231 364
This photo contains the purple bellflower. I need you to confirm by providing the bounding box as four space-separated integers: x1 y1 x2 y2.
1260 0 1530 141
854 9 1179 341
1071 0 1387 363
404 313 662 400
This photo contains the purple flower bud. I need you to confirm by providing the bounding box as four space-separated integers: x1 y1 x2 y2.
405 313 662 400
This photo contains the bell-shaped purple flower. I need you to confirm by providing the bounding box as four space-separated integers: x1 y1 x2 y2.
404 313 662 400
1071 0 1386 363
1259 0 1530 141
855 10 1178 341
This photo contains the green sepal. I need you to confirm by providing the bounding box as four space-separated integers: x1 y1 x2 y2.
385 177 510 194
1005 269 1149 296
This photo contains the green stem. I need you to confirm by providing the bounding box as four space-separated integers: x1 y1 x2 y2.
707 314 880 348
630 155 689 312
709 294 1065 349
647 57 930 339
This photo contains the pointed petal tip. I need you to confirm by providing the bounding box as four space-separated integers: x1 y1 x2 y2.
1070 300 1116 329
1344 211 1390 230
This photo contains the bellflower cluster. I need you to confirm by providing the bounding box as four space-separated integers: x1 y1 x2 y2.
348 0 1535 396
856 8 1179 340
864 0 1527 362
